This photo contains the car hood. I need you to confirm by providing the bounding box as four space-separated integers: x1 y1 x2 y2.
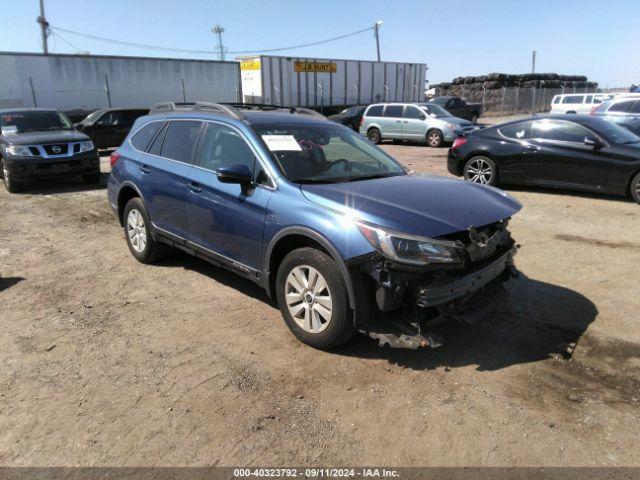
2 129 89 145
327 114 346 121
441 116 473 127
300 174 522 238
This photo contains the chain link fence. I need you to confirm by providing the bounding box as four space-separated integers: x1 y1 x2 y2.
449 84 601 115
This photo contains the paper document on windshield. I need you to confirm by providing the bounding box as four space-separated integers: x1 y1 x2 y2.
1 126 17 135
261 135 301 151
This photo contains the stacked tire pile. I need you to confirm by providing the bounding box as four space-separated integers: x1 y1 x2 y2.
432 73 598 114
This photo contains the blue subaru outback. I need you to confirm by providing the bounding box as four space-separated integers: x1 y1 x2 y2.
108 102 522 350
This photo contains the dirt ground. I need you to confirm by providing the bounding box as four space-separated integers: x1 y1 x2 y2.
1 131 639 467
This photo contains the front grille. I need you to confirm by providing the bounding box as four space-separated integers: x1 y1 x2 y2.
43 144 69 155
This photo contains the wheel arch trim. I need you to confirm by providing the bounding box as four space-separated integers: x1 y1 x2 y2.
264 226 357 309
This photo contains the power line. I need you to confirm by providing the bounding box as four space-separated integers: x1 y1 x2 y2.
48 25 375 56
51 31 83 53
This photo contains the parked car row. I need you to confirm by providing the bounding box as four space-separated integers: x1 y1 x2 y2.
448 114 640 204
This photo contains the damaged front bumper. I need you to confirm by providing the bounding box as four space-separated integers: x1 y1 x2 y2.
352 223 519 349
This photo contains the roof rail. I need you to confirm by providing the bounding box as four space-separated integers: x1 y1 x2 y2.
149 101 245 120
149 101 326 120
193 102 245 120
149 102 194 113
290 107 327 119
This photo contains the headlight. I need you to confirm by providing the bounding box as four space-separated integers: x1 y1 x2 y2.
6 144 33 156
357 222 461 266
79 140 94 152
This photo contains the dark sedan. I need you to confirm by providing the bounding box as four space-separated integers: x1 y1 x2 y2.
447 115 640 204
327 106 366 131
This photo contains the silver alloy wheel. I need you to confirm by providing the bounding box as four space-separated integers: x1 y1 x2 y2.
285 265 333 334
635 176 640 197
428 131 441 147
126 208 147 253
464 157 494 185
2 163 9 184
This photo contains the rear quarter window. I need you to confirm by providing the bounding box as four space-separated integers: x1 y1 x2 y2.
160 121 202 163
498 122 532 139
130 121 164 151
366 105 383 117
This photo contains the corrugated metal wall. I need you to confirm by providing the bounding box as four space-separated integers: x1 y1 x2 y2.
0 52 242 111
256 55 426 107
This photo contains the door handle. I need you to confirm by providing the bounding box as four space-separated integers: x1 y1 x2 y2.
188 182 202 193
140 165 151 174
524 144 538 151
396 120 402 123
402 120 408 123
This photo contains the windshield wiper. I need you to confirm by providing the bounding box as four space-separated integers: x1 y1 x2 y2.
292 178 342 184
344 172 402 182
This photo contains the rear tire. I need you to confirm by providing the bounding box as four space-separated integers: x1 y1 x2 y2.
83 172 101 184
426 129 443 147
122 197 168 263
463 156 498 186
367 128 382 144
1 160 21 193
630 171 640 204
276 247 354 349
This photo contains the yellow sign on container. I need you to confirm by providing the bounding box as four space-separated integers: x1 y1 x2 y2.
294 61 337 73
240 60 260 71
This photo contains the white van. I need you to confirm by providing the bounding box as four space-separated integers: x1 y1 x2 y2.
550 93 615 114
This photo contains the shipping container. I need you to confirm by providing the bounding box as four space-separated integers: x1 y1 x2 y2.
237 55 427 108
0 51 242 115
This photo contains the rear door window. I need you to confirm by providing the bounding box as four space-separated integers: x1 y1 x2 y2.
366 105 383 117
562 96 583 104
159 121 203 163
131 121 164 151
630 101 640 114
610 101 635 113
403 106 423 119
383 105 404 117
585 95 593 104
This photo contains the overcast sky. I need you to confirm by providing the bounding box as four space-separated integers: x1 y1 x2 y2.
2 0 638 88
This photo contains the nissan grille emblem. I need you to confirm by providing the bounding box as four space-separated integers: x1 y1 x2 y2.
51 145 62 154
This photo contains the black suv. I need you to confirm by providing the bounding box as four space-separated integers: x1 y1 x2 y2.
75 108 149 148
0 109 100 192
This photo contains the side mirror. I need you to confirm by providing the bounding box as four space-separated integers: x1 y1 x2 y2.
217 163 252 184
419 114 426 120
584 136 604 149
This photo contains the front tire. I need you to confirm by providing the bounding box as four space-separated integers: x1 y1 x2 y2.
1 160 21 193
122 197 167 263
367 128 382 144
276 247 354 349
631 171 640 204
426 129 443 147
463 156 498 186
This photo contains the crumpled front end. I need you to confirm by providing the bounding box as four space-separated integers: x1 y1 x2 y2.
351 219 518 349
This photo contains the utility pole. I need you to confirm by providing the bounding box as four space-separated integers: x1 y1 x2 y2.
37 0 50 54
531 50 536 74
373 20 383 62
212 25 226 61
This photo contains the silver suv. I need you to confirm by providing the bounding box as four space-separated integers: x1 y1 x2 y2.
359 103 475 147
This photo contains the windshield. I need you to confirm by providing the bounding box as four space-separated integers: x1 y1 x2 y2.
420 104 451 118
252 123 406 183
0 110 74 133
430 97 449 106
594 119 640 144
83 109 105 124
